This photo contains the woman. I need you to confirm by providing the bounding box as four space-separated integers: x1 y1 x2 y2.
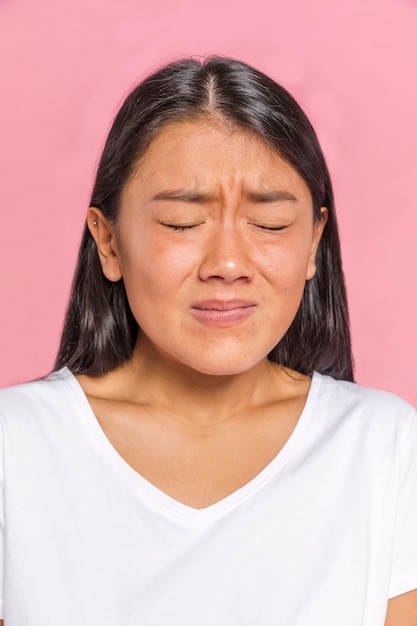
0 57 416 625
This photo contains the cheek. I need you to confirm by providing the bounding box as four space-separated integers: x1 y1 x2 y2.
258 238 312 292
117 234 196 313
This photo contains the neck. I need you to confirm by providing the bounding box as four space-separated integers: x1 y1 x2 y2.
104 336 288 426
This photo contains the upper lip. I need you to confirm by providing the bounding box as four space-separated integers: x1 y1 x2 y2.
191 299 257 311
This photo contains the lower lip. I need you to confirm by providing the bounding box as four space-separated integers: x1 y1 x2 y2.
191 306 256 327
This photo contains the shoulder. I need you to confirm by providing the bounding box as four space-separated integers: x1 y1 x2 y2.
314 373 417 441
317 373 416 418
0 368 77 427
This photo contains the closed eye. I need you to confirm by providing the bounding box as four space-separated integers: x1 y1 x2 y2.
160 222 203 231
250 223 290 231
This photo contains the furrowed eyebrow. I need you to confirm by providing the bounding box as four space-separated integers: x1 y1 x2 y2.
245 190 298 203
151 189 298 203
151 191 213 203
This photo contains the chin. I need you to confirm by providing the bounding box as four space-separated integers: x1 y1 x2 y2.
180 353 266 378
141 335 273 377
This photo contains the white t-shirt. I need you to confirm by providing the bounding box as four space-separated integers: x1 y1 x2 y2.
0 368 416 625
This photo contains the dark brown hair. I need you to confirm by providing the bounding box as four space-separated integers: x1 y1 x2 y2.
55 57 354 381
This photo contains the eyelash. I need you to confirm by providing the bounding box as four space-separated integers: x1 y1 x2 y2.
251 224 287 231
160 222 202 231
160 222 288 232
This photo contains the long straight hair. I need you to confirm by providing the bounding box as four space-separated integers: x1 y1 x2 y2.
55 57 354 381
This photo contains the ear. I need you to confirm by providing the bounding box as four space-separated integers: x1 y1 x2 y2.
306 207 328 280
87 207 123 282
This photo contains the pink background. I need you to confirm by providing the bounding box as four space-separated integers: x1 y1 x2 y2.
0 0 416 405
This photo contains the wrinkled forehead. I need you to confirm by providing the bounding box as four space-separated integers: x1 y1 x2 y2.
119 117 313 214
131 117 307 188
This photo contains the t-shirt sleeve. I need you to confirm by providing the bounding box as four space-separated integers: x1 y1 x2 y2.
388 406 417 598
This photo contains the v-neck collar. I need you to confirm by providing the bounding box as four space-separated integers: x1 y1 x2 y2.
56 366 322 525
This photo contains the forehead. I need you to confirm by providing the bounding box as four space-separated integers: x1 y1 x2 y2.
128 118 311 198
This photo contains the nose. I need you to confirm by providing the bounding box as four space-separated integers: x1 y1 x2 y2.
198 223 255 283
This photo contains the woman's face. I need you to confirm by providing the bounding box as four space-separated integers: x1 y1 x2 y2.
91 119 327 376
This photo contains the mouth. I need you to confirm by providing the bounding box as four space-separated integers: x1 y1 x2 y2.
190 300 257 326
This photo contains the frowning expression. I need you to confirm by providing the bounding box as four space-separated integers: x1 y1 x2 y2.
92 119 327 375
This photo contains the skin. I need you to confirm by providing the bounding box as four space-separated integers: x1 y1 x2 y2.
384 591 417 625
68 118 416 624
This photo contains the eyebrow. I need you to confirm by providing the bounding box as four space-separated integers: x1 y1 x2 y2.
151 190 298 203
245 190 298 203
151 191 213 203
